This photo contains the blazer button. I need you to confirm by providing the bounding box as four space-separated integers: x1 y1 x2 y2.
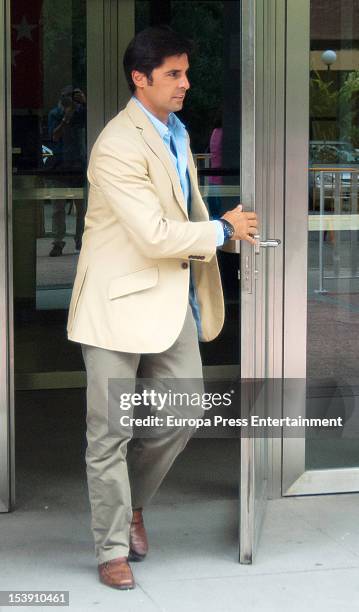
181 262 189 269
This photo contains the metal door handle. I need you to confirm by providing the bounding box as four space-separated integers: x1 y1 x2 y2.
254 234 281 254
258 239 281 247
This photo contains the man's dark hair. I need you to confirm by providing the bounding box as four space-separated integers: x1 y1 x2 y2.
123 25 194 93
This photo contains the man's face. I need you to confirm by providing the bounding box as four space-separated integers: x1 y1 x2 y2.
133 54 190 122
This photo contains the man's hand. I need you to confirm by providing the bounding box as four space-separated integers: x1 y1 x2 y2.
73 89 87 105
221 204 258 245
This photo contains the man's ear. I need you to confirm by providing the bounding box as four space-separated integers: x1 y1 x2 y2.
132 70 147 90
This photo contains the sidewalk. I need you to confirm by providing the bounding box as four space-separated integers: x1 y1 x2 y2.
2 472 359 611
2 391 359 611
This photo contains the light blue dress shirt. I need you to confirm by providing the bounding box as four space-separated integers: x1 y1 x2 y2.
133 96 224 338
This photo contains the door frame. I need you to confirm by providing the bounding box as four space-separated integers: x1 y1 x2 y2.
239 0 286 562
0 0 14 512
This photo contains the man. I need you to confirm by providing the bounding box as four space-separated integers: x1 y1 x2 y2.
67 26 258 590
47 86 87 256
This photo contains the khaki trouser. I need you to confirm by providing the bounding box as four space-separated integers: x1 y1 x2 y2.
81 304 204 564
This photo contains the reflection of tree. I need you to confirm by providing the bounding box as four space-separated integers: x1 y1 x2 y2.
135 0 150 31
310 68 359 147
171 1 223 152
339 70 359 148
43 0 86 92
134 1 224 152
310 70 338 117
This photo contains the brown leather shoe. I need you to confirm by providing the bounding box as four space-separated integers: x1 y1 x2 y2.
128 508 148 562
98 557 135 590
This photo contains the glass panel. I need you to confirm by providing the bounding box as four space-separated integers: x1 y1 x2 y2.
135 0 241 369
307 0 359 468
12 0 241 384
11 0 87 381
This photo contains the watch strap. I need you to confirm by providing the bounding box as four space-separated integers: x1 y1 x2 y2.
219 218 235 243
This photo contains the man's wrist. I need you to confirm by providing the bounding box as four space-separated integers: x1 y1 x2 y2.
218 218 235 242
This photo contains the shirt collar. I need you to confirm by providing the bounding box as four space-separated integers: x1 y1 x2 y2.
132 96 186 140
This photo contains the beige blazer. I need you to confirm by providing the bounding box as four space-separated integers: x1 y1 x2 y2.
67 98 224 353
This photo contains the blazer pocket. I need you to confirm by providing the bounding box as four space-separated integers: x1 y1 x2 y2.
108 266 159 300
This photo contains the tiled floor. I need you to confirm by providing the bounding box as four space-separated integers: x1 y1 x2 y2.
1 390 359 611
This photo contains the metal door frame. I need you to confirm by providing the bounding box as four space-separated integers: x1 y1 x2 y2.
239 0 286 562
0 0 14 512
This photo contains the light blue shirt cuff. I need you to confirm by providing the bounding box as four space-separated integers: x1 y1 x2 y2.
212 220 224 247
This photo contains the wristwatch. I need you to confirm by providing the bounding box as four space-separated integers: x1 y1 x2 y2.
219 218 235 243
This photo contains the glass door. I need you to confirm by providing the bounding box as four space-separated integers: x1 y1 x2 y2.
136 0 284 561
11 0 88 390
0 0 135 511
1 0 285 536
283 0 359 494
10 0 134 392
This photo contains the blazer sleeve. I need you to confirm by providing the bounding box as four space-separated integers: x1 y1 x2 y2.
90 135 217 262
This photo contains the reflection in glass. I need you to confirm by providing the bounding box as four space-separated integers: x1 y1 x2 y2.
12 0 241 381
11 0 87 377
307 0 359 468
135 0 242 368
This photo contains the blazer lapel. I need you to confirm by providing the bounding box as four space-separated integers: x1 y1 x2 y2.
126 99 188 218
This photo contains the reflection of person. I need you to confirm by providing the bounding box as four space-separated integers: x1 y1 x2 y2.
207 108 223 218
47 86 87 256
67 26 258 590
